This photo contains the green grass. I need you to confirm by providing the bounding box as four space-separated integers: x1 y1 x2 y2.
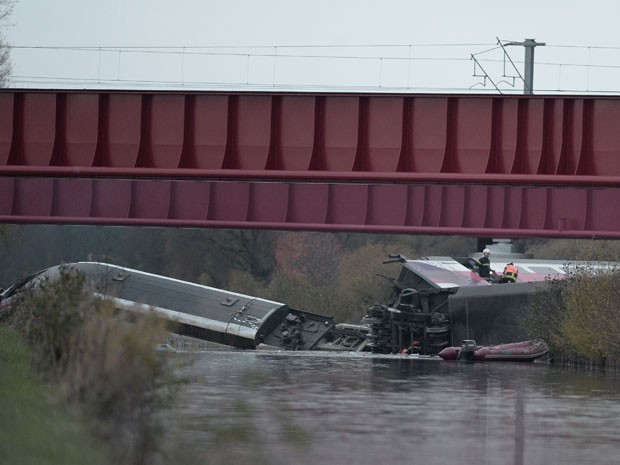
0 326 107 465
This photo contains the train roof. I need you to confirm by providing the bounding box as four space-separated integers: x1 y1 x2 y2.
404 256 619 290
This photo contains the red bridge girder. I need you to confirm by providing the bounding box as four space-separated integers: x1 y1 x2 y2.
1 177 620 239
2 90 620 179
1 90 620 237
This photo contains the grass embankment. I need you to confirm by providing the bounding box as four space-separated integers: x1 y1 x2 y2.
0 326 106 465
1 266 183 465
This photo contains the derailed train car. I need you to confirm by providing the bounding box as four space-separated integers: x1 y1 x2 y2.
360 254 553 354
0 250 605 355
362 248 620 355
0 262 339 351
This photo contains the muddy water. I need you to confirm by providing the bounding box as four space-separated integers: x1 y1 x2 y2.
170 350 620 465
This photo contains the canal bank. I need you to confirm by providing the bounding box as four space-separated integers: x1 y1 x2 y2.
0 326 106 465
0 267 186 465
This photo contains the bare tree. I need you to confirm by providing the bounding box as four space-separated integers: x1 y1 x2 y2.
204 229 277 284
0 40 10 86
0 0 16 87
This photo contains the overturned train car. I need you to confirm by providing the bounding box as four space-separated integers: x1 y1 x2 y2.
362 249 620 355
0 262 346 351
0 254 583 355
361 254 553 355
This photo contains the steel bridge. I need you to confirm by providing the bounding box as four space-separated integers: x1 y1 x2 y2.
1 90 620 238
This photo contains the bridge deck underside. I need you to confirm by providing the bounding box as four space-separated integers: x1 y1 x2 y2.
2 90 620 237
1 177 618 238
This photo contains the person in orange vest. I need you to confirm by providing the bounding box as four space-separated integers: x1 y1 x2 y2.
499 262 518 283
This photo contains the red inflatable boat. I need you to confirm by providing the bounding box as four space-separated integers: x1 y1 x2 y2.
439 340 549 362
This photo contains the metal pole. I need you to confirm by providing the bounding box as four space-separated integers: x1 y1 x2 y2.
505 38 545 94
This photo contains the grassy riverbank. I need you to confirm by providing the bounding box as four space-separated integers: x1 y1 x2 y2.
0 326 106 465
1 266 184 465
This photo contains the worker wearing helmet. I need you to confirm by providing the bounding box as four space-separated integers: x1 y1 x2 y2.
499 262 518 283
478 248 492 279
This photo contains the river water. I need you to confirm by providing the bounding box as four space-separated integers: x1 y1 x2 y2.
169 349 620 465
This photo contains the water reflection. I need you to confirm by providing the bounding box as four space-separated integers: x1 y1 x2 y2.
170 351 620 465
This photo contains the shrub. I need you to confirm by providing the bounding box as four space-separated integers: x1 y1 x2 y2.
522 275 572 354
522 263 620 363
561 266 620 360
7 266 91 373
6 265 183 465
0 326 107 465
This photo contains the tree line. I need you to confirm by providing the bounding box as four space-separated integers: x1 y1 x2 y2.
0 225 478 322
4 225 620 324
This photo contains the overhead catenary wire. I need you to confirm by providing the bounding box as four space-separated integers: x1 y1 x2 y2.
8 74 620 96
6 45 473 62
4 41 620 94
6 42 620 67
8 41 620 50
5 42 497 50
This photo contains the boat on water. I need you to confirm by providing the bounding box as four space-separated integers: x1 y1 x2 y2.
438 339 549 362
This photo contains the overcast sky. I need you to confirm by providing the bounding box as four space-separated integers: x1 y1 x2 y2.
4 0 620 94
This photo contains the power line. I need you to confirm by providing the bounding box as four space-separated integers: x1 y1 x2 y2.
7 41 620 95
8 43 620 67
546 44 620 51
8 74 620 95
5 42 496 50
8 42 620 50
7 76 508 93
6 45 472 62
